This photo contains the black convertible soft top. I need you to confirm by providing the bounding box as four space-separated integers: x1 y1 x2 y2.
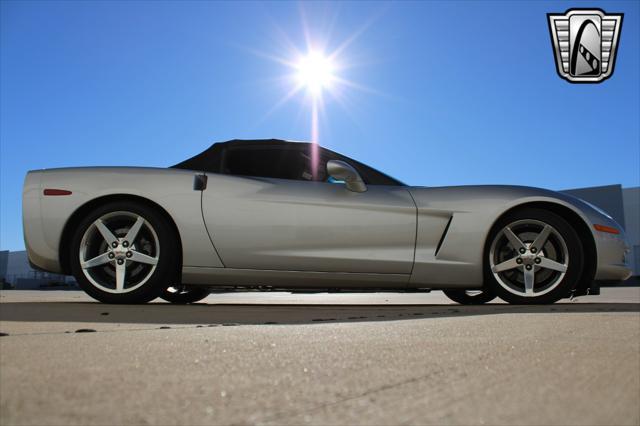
172 139 403 186
172 139 297 174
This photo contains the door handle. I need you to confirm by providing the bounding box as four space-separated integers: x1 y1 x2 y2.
193 174 207 191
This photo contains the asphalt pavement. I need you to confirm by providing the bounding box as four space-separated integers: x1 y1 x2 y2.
1 288 639 425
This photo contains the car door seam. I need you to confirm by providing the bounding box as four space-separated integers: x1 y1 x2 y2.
406 190 420 281
199 175 226 268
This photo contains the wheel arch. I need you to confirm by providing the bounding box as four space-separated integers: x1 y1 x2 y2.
484 201 597 295
58 194 184 277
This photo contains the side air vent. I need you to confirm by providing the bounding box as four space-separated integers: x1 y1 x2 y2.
434 215 453 257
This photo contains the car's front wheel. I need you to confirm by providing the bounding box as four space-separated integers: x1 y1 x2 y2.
485 208 583 305
443 289 496 305
70 201 178 304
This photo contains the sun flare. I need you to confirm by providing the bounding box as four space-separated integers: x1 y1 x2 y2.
249 8 381 156
295 52 335 96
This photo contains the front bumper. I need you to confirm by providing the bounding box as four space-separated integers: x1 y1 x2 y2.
593 229 632 282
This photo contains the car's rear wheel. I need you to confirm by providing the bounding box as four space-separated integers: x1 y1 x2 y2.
160 286 210 304
70 201 178 304
485 208 583 304
443 289 496 305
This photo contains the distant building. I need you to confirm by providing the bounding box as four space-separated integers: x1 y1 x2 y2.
623 187 640 276
0 250 9 288
3 250 76 290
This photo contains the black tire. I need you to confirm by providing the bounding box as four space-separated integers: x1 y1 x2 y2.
485 208 584 305
443 289 496 305
160 286 210 304
70 201 179 304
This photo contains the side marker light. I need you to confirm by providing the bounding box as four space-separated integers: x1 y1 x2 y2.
43 189 72 196
594 224 620 234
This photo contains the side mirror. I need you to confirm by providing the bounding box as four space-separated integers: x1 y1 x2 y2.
326 160 367 193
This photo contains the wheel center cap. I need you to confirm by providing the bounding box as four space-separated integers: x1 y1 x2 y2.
111 240 129 259
113 250 127 259
519 243 544 265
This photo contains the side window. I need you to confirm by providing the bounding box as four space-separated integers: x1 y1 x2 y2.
222 147 328 182
220 144 403 186
321 147 404 186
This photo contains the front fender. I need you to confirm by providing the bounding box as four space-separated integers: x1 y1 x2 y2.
406 185 618 288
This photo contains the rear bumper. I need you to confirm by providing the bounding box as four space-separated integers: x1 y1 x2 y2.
22 171 63 274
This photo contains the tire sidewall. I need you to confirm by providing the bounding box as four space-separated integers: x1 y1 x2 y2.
70 201 178 304
485 208 583 304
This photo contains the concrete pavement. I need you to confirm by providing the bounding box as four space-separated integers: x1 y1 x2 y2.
1 288 639 425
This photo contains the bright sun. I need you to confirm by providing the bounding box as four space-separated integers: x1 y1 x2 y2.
295 52 335 95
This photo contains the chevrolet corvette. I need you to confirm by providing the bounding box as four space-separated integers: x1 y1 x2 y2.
22 139 631 304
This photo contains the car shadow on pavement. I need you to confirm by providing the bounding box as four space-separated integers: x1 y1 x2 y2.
1 301 638 327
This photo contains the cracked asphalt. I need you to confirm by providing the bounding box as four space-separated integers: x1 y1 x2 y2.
1 288 639 425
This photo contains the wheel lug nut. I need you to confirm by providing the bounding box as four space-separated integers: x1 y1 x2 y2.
525 265 532 270
519 248 526 254
126 251 132 258
117 259 124 265
516 258 523 264
535 258 541 264
108 252 115 259
122 241 129 248
530 247 537 254
111 242 118 248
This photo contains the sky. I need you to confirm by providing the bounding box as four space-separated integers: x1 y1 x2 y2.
1 0 639 251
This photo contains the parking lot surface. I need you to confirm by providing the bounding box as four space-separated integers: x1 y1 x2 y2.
1 288 639 425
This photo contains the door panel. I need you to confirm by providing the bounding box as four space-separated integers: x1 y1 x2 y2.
202 174 416 274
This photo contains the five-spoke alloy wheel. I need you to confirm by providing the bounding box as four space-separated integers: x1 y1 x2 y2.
71 201 178 303
485 208 583 304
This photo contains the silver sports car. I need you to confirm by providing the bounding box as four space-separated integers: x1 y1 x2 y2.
22 139 631 304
